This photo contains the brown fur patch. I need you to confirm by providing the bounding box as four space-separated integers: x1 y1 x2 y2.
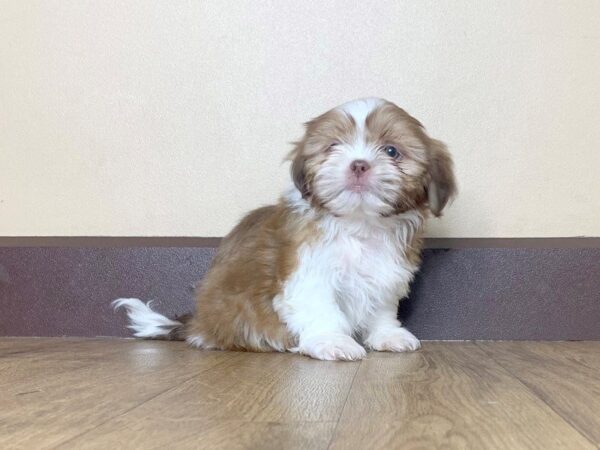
365 102 428 153
365 101 456 216
426 138 457 216
185 203 318 352
288 109 356 205
365 102 429 214
405 230 424 268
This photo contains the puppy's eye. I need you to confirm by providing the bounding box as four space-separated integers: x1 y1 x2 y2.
326 142 340 151
384 145 401 159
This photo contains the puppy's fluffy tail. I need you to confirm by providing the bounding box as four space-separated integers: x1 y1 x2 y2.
112 298 187 340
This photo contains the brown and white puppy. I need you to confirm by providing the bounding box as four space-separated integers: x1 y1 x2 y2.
114 98 456 361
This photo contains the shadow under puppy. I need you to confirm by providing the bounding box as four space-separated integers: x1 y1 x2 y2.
114 97 456 361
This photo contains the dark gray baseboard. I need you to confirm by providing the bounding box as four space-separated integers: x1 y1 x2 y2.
0 239 599 340
1 236 599 248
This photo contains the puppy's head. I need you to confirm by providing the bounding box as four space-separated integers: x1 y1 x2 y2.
289 98 456 217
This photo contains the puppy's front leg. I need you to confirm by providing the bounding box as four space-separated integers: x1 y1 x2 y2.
363 297 421 353
275 275 366 361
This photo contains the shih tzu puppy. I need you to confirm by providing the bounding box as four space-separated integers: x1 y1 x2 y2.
114 97 456 361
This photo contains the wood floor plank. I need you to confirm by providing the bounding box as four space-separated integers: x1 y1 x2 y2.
0 339 232 449
329 342 594 450
58 351 359 448
497 341 600 370
0 337 75 356
58 420 336 450
0 338 192 387
477 341 600 446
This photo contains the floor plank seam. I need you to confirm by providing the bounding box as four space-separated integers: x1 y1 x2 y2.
50 355 235 449
473 342 598 448
326 360 361 450
509 374 599 448
0 350 43 358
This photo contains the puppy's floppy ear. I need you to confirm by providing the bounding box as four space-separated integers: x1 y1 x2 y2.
288 143 310 198
426 138 457 217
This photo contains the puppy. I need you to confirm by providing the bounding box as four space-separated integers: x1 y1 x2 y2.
114 98 456 361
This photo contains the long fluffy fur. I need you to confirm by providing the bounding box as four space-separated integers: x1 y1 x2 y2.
113 98 456 360
112 298 182 338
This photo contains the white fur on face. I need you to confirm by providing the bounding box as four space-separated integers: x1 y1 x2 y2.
338 97 385 124
311 98 417 217
314 141 405 217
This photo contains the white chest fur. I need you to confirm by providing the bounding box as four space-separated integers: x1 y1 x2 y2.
274 210 423 337
317 213 421 328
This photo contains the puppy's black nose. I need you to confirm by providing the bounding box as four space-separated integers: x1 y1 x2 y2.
350 159 370 175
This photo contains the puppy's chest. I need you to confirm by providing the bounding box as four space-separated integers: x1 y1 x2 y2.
320 232 415 298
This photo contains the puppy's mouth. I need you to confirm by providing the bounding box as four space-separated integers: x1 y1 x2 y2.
346 176 372 194
348 183 370 193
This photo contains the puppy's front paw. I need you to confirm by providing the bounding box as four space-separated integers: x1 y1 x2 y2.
299 334 366 361
365 327 421 352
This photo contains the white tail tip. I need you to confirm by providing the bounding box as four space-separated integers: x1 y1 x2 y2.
112 298 182 338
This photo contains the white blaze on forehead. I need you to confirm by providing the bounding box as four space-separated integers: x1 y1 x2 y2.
337 97 385 129
336 98 385 158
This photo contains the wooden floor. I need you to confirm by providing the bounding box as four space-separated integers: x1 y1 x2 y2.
1 339 599 450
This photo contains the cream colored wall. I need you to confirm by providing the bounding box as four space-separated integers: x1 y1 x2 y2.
1 1 599 237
